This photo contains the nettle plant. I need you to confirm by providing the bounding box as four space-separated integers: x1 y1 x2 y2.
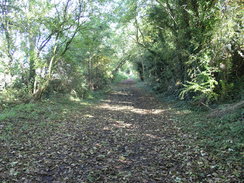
180 50 219 104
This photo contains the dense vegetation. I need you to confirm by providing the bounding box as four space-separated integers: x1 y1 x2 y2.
132 0 243 104
0 0 123 104
0 0 243 105
0 0 243 182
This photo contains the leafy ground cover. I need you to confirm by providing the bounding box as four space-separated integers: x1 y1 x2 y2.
168 102 243 180
139 82 244 182
0 82 243 182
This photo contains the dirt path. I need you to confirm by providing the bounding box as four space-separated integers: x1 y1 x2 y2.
1 82 238 182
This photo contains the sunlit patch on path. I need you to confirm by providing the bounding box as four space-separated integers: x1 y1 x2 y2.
0 81 237 182
98 103 166 115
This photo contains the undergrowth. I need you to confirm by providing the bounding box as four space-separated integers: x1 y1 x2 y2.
170 105 243 163
0 89 108 142
138 82 244 170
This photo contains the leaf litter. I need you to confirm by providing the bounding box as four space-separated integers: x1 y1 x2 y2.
0 82 242 182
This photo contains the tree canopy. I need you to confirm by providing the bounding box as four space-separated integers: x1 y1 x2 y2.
0 1 243 182
0 0 243 104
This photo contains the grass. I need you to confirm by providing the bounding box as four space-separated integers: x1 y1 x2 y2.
170 105 244 162
1 82 243 178
0 89 108 143
112 71 139 84
138 81 244 171
0 81 243 181
0 85 112 181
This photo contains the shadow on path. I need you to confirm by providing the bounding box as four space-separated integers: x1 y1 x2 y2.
1 81 229 182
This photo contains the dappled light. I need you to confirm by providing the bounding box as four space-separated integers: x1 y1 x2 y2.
112 120 133 129
98 87 167 116
144 133 159 139
1 81 242 182
98 102 166 115
83 114 94 118
0 0 243 182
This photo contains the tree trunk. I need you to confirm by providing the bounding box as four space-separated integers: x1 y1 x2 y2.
28 30 37 93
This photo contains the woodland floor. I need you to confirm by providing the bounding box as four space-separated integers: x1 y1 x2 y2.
0 81 242 182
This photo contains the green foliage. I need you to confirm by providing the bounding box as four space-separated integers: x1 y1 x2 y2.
0 0 243 105
113 72 130 83
0 103 43 122
0 0 117 101
0 86 108 142
0 1 243 181
179 71 219 104
219 80 234 100
113 61 138 83
0 0 243 104
128 0 243 103
0 86 32 109
169 100 244 166
0 110 16 122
